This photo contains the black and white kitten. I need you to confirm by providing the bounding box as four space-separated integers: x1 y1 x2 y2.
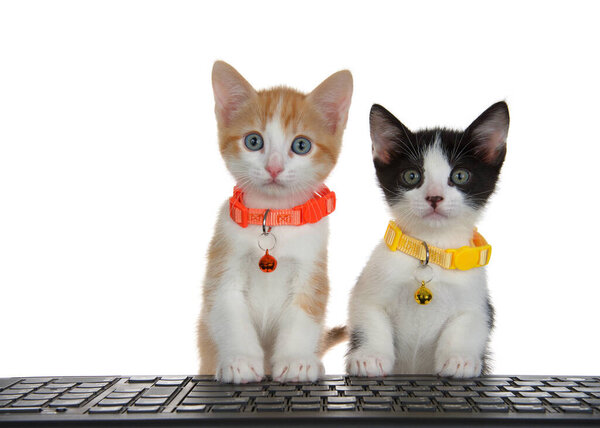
346 102 508 377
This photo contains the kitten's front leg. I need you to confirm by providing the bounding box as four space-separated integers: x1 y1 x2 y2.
209 282 265 384
434 310 490 378
345 302 395 377
271 269 329 383
271 303 325 382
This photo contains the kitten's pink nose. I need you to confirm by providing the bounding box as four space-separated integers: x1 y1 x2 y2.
426 195 444 209
266 164 283 179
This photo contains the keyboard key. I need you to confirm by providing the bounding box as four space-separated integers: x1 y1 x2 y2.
25 392 59 400
540 386 569 393
291 397 320 404
549 382 577 387
239 391 268 397
370 386 397 392
71 388 101 394
363 404 392 411
20 378 52 384
135 397 168 406
546 398 580 406
183 397 249 405
303 385 330 391
335 386 363 392
477 404 509 413
343 390 373 397
414 390 442 397
449 391 478 397
155 380 184 387
328 396 357 404
0 395 22 401
508 397 542 405
362 396 392 404
12 383 43 389
211 404 242 412
49 399 85 407
89 406 122 413
484 391 514 397
127 406 161 413
45 383 76 389
275 390 302 397
0 380 18 389
519 391 551 398
473 397 505 405
583 398 600 406
399 397 432 405
255 397 285 405
560 405 592 413
60 393 93 400
328 403 355 411
98 398 133 406
556 392 587 398
176 405 207 412
406 404 436 412
309 390 338 397
128 376 157 383
292 404 320 411
436 397 467 404
79 382 108 388
514 405 546 413
256 404 285 412
442 404 472 412
0 407 42 413
188 391 235 398
142 386 178 398
0 400 11 407
11 399 48 407
106 392 138 399
504 386 534 392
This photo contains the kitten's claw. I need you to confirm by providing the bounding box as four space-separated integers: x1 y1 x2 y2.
216 356 265 384
346 352 394 377
272 356 323 382
435 355 482 378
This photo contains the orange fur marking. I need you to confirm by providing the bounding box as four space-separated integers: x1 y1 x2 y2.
197 232 230 374
295 255 329 321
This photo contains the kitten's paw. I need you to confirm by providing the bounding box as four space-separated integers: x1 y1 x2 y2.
346 351 394 377
272 355 324 383
435 355 482 378
216 356 265 384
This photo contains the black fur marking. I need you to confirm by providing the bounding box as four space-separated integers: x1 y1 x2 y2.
481 295 496 375
347 329 364 355
370 103 509 210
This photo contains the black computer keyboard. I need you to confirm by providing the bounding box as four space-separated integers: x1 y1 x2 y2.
1 375 600 426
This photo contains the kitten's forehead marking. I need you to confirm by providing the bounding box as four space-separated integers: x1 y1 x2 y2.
423 134 451 192
263 99 295 160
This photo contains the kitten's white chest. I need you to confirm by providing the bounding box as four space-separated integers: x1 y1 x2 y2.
382 250 486 372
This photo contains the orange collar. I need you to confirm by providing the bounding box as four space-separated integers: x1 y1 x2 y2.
229 186 336 228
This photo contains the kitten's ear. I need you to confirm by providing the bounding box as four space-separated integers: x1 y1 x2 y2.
465 101 509 165
212 60 257 126
307 70 353 134
370 104 413 164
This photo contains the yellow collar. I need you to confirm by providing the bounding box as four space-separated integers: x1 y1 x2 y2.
384 220 492 271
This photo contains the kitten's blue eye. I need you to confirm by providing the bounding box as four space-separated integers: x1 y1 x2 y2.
450 168 470 185
401 169 421 186
291 137 312 155
244 133 264 151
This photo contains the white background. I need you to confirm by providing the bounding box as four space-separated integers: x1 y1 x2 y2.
1 0 599 378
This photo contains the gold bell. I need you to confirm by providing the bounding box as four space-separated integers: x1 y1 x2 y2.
414 281 433 305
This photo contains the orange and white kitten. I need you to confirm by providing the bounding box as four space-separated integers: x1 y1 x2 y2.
197 61 352 383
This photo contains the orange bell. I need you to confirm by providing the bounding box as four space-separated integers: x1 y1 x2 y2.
259 250 277 273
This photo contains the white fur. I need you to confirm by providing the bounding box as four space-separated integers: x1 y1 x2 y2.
346 141 492 378
206 115 330 383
